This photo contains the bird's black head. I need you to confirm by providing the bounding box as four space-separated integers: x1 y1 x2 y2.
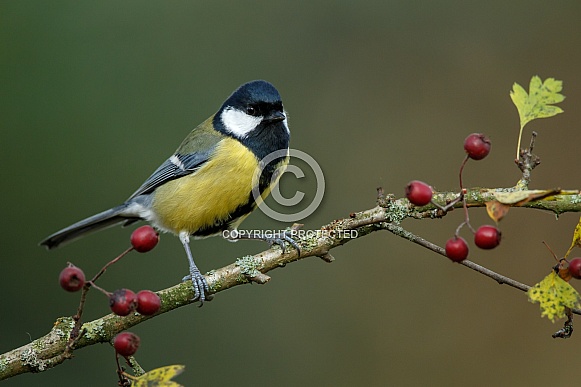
225 80 282 111
214 80 290 159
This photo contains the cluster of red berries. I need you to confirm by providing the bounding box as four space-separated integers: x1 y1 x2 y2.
405 133 501 263
109 288 161 316
58 225 160 357
444 225 501 262
59 226 160 296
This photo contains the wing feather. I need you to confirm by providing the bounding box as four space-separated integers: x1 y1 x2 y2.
127 117 226 200
127 149 214 200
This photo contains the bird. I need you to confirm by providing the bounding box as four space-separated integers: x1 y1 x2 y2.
40 80 296 304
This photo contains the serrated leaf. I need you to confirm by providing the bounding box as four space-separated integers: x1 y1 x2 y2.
528 271 580 322
511 76 565 159
511 76 565 129
129 365 185 387
509 82 528 122
530 76 565 105
565 215 581 258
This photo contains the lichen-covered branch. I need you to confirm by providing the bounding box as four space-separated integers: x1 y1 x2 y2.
2 186 581 380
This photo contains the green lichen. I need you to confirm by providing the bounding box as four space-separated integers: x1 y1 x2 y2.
303 235 321 250
53 316 75 341
209 280 222 292
20 346 47 372
31 338 46 353
0 356 7 373
235 255 261 282
205 269 224 292
467 189 480 202
385 200 409 224
208 272 224 292
82 319 106 341
53 328 69 340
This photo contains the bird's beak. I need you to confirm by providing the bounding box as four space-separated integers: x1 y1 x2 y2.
264 111 286 123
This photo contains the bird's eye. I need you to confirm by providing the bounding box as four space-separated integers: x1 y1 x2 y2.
246 106 257 116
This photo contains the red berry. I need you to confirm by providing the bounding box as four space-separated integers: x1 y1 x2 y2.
130 225 159 253
109 289 138 316
405 180 433 206
114 332 140 357
474 225 501 250
464 133 491 160
59 265 85 292
136 290 161 315
569 258 581 279
445 237 469 262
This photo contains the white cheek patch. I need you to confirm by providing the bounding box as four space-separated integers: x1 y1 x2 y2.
221 107 262 138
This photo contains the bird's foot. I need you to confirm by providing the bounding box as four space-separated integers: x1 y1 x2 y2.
182 268 213 306
261 230 301 254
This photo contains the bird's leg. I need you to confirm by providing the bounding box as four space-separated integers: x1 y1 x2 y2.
179 231 212 305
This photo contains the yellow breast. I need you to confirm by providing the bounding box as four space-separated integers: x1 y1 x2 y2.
151 138 259 235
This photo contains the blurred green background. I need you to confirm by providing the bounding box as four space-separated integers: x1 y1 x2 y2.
2 1 581 386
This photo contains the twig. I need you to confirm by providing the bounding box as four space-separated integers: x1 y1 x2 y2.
515 131 541 189
381 223 531 291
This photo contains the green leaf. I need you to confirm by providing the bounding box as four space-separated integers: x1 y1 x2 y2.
511 76 565 128
509 82 529 126
510 76 565 159
528 271 580 322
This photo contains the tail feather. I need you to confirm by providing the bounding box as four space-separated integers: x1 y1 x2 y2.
40 204 140 250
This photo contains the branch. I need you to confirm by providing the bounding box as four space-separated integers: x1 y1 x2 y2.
2 186 581 380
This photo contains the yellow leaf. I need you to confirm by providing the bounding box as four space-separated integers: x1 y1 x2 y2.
485 200 509 222
129 365 185 387
565 215 581 258
528 271 580 322
491 191 531 204
510 76 565 158
491 189 561 205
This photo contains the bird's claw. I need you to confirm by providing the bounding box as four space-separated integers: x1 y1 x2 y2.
264 231 301 255
182 269 213 306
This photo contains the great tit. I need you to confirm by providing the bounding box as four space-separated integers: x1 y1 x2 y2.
40 80 294 304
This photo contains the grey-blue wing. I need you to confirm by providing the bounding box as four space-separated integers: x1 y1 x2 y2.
127 150 214 200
